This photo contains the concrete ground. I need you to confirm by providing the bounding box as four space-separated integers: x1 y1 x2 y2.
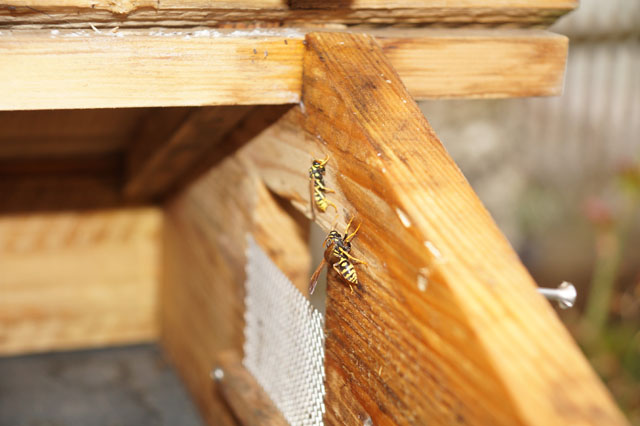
0 344 203 426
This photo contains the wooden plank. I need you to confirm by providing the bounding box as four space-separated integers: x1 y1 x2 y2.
0 108 151 159
0 173 124 213
240 33 627 425
0 152 126 213
0 208 160 356
215 351 288 426
161 151 310 424
378 29 568 99
0 29 567 110
124 106 252 200
0 1 576 28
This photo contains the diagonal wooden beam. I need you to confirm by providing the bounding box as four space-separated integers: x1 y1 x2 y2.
241 32 627 425
0 29 567 110
124 106 252 201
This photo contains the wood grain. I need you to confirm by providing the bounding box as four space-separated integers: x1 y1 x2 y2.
240 32 627 425
215 351 288 426
0 108 151 159
161 150 310 424
156 105 292 202
0 1 576 28
0 208 160 355
124 106 252 200
0 172 124 213
0 29 567 110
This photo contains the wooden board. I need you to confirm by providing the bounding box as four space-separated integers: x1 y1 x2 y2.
0 207 160 356
0 172 124 213
0 108 151 159
215 351 288 426
124 106 252 200
239 32 627 425
0 1 576 28
125 105 291 202
161 152 310 424
0 29 567 110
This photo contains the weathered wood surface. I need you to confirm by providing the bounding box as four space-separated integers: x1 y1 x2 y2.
0 208 160 355
0 1 576 28
161 151 310 424
0 29 567 110
215 351 288 426
240 32 627 425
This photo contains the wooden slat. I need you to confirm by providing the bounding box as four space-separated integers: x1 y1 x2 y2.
0 208 160 355
239 32 627 425
161 153 310 424
0 173 124 213
0 29 567 110
215 351 288 426
0 108 151 159
124 106 252 200
0 152 126 213
0 1 576 27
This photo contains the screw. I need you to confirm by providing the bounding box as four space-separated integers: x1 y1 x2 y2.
210 367 224 382
537 281 577 309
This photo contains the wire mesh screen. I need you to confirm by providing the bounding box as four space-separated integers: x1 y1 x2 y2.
243 236 326 425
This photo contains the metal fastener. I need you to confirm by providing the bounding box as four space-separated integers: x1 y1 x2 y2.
537 281 577 309
210 367 224 382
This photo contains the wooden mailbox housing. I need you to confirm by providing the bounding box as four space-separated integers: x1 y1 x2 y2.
0 1 629 425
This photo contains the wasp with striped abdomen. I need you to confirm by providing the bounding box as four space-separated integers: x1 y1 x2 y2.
309 218 367 295
309 155 337 218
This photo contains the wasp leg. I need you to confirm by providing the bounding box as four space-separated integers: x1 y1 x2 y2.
324 187 336 194
326 200 338 214
342 251 368 265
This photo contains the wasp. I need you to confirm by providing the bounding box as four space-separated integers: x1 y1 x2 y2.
309 155 337 218
309 218 367 295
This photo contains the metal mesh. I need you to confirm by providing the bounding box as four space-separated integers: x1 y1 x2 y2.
243 236 326 426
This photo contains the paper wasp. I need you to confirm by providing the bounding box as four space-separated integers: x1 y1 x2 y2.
309 218 367 295
309 155 337 218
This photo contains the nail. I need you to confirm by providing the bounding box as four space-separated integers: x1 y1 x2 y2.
537 281 577 309
210 367 224 382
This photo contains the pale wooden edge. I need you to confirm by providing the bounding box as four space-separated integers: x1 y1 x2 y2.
0 29 568 110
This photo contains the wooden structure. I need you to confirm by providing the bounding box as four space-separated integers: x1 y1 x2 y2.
0 1 629 425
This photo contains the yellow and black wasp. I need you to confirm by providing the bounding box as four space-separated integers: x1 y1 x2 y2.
309 155 337 218
309 218 367 295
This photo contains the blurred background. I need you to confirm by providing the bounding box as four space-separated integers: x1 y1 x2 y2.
419 0 640 422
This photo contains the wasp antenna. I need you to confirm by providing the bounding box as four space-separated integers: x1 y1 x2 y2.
328 211 339 230
318 154 330 166
345 216 354 234
345 221 361 243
